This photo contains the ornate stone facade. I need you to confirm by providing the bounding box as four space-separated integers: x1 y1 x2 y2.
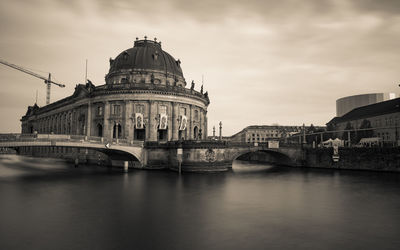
21 38 210 142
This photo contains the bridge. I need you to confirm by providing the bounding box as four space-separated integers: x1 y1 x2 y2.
0 134 305 171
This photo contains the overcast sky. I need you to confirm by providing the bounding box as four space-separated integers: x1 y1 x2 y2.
0 0 399 135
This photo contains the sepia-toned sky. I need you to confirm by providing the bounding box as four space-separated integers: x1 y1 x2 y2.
0 0 399 135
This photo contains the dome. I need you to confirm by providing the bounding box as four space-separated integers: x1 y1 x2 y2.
108 38 184 78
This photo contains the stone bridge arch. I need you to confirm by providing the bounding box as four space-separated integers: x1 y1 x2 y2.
228 147 301 167
0 141 144 168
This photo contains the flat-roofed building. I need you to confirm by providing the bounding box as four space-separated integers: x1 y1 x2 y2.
336 93 396 117
328 97 400 145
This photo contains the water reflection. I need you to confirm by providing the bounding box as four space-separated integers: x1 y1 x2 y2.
232 160 276 173
1 155 400 250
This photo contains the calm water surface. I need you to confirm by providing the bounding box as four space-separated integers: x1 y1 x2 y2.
1 155 400 250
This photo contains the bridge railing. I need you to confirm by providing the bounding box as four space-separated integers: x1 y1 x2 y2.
0 134 145 147
0 133 21 141
142 140 300 149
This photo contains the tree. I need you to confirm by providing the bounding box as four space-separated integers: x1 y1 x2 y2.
342 122 357 144
323 123 335 141
357 119 373 142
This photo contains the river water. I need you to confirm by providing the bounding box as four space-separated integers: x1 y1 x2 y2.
0 154 399 250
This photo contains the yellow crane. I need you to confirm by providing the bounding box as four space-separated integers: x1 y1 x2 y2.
0 59 66 105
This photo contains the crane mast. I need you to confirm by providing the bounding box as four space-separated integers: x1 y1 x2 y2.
0 59 66 105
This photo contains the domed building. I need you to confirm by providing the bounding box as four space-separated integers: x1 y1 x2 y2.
21 37 210 142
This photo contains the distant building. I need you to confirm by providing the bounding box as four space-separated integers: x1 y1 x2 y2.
336 93 396 117
228 125 325 144
327 97 400 145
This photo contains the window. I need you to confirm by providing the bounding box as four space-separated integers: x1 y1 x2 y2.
97 106 103 116
194 110 199 120
159 105 167 114
112 105 121 115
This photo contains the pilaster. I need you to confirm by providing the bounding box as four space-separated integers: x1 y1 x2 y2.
103 101 110 140
168 103 173 141
172 102 179 141
148 101 158 141
125 100 132 141
87 99 92 137
189 105 193 139
204 110 208 139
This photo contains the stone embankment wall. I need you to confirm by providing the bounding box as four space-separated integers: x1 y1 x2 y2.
304 147 400 172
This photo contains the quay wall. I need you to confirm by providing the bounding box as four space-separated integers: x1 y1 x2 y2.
304 147 400 172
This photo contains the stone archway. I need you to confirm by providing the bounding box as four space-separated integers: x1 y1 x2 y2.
232 149 294 166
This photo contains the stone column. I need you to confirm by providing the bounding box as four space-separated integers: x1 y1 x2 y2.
148 101 157 141
168 103 173 141
59 114 63 134
103 101 110 140
172 102 179 141
125 100 132 140
204 110 208 140
199 111 203 139
87 100 92 137
189 105 193 139
54 115 57 134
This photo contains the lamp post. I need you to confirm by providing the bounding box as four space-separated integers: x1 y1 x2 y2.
213 126 216 139
219 121 222 141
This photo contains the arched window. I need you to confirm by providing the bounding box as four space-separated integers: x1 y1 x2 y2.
193 126 198 140
121 77 128 84
97 124 103 137
113 123 122 139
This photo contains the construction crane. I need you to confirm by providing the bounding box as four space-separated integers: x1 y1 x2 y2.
0 59 66 105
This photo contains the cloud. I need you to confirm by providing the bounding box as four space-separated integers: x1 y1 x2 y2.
0 0 399 135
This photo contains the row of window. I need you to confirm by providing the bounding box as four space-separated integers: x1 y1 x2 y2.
249 133 281 138
374 116 399 127
247 137 277 142
377 132 391 141
97 104 200 120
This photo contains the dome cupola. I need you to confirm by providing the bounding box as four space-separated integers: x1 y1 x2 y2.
106 37 186 87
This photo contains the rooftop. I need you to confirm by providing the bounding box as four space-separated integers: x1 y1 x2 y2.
328 97 400 125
